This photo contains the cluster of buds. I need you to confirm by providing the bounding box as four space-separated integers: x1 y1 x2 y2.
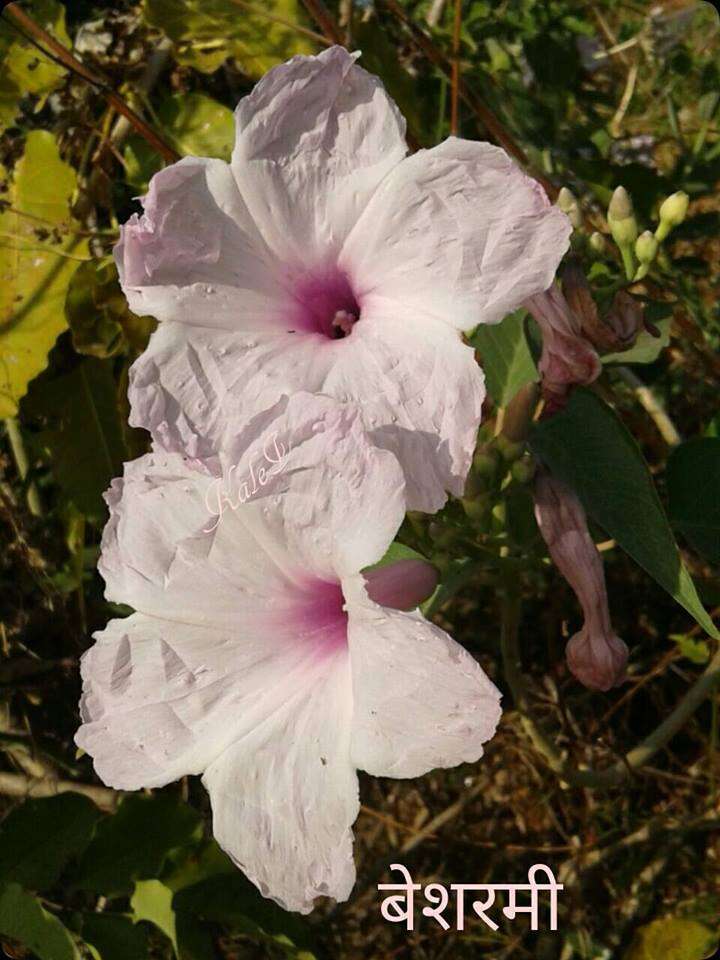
558 185 690 282
462 430 534 527
607 186 690 280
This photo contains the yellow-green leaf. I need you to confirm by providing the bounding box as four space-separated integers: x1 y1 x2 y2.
124 92 234 189
66 258 155 358
131 880 178 956
624 917 718 960
142 0 316 77
0 131 89 416
0 0 69 131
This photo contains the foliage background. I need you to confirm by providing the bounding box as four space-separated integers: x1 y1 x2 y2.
0 0 719 958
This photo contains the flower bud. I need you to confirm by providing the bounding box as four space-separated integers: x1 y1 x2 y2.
608 185 633 221
533 470 628 691
557 187 582 229
655 191 689 242
511 457 535 484
635 230 658 264
589 231 607 254
633 230 659 280
607 186 638 248
496 434 525 463
363 558 438 611
557 187 577 214
473 448 500 480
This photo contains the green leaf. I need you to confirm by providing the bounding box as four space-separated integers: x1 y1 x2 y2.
624 917 718 960
24 358 126 521
0 131 89 416
530 389 718 639
75 794 202 896
667 438 720 566
0 793 102 890
124 93 235 189
142 0 315 77
0 0 69 131
66 259 155 359
80 913 148 960
162 840 235 893
174 874 317 957
363 540 433 572
469 310 537 406
0 883 78 960
132 880 178 955
671 634 710 665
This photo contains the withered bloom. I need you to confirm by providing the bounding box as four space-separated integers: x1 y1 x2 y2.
533 470 628 691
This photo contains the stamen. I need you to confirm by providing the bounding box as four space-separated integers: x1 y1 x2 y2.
330 309 357 338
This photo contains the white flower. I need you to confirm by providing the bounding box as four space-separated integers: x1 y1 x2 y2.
76 394 501 913
116 46 571 512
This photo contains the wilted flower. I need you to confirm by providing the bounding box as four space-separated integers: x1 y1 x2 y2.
76 393 501 912
524 281 602 412
561 259 645 354
533 469 628 691
116 46 571 512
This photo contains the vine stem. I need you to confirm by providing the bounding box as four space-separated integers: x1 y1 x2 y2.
3 419 42 517
0 771 121 812
299 0 344 45
616 366 682 447
2 3 179 164
450 0 462 136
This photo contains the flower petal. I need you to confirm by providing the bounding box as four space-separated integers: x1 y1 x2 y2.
76 613 330 790
339 138 572 331
345 577 502 777
322 311 485 511
115 157 290 330
102 394 405 615
232 46 407 264
127 322 337 463
129 311 484 513
202 650 358 914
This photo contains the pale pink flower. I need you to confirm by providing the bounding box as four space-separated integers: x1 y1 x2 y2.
76 394 501 912
533 470 628 691
116 46 571 512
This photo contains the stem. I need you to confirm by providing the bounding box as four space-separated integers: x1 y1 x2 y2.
619 243 636 282
616 367 682 447
381 0 541 179
2 3 179 164
229 0 330 45
299 0 344 45
3 419 42 517
0 771 121 812
450 0 462 136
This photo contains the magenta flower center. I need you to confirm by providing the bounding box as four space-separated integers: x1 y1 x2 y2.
289 578 348 656
290 268 361 339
